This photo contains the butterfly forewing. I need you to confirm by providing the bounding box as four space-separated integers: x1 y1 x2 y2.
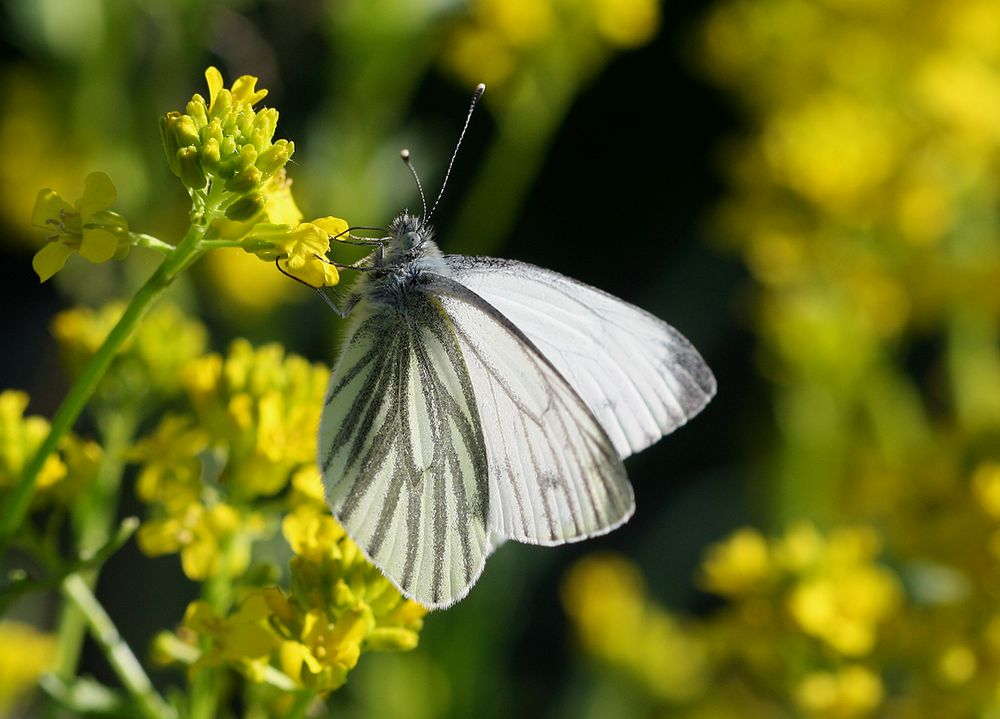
318 298 491 609
424 274 635 546
445 256 716 458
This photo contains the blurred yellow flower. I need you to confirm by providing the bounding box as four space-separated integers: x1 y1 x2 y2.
30 171 130 281
563 553 710 702
442 0 660 91
972 462 1000 519
0 390 66 492
0 621 56 714
0 390 97 508
184 593 276 675
700 527 772 596
52 301 207 406
794 664 884 718
138 500 264 581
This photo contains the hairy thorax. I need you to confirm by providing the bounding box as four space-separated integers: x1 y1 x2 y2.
361 212 449 312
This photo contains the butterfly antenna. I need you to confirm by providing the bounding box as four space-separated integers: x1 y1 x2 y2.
400 149 428 218
427 82 485 222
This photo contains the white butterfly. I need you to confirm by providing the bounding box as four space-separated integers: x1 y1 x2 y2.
315 87 715 610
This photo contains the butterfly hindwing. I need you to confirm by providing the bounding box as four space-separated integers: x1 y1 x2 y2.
424 273 635 546
445 256 716 459
318 297 491 609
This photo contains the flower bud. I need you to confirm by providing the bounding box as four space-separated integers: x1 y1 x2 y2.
225 166 263 194
201 138 221 172
256 140 293 177
172 114 201 148
177 146 208 190
186 95 208 127
159 113 182 175
225 193 265 221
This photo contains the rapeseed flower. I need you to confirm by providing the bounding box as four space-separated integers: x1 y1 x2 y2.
30 171 129 281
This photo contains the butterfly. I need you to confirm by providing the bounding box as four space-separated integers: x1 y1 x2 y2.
314 85 716 609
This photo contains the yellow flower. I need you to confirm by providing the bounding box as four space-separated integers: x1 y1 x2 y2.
442 0 659 92
30 171 130 281
52 302 207 405
242 215 347 287
283 506 346 564
587 0 660 48
700 527 773 596
137 500 262 581
0 390 65 493
0 389 101 509
129 414 206 511
0 621 56 713
183 593 276 675
972 462 1000 519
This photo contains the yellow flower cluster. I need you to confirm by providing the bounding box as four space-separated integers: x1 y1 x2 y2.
564 524 902 717
705 524 902 657
133 338 329 579
265 505 426 693
182 339 330 499
442 0 660 91
160 67 292 215
0 389 100 507
162 507 426 695
52 301 207 413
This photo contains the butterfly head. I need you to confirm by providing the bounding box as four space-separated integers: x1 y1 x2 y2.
384 212 434 263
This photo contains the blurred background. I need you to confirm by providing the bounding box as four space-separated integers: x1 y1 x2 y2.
3 0 1000 717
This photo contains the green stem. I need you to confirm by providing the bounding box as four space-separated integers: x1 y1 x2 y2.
62 573 175 719
55 414 137 677
130 232 175 254
199 239 245 249
0 224 206 556
286 691 316 719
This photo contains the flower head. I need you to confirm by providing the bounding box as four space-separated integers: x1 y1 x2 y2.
30 172 130 281
160 67 294 223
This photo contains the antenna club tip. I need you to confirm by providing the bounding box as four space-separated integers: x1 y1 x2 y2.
475 83 486 96
400 148 411 161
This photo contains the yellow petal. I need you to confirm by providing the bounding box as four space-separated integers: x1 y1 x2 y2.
224 623 275 660
32 242 74 282
183 600 221 634
76 172 116 218
79 228 119 263
31 189 72 229
231 75 268 107
312 216 350 240
278 256 339 288
205 66 224 112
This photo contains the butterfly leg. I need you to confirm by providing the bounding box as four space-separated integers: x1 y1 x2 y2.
315 288 361 318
